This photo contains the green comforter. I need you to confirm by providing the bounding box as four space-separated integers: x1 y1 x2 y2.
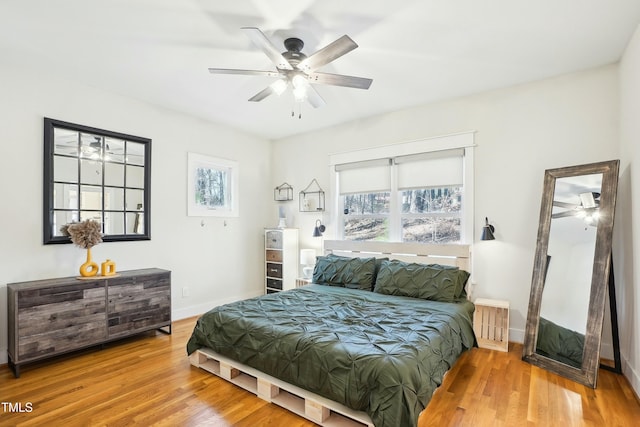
187 285 475 427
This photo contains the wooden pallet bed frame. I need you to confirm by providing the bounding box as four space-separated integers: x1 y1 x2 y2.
189 240 472 426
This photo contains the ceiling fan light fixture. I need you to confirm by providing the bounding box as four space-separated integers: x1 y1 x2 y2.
208 28 371 109
293 86 307 102
292 75 308 102
270 79 287 96
579 192 597 208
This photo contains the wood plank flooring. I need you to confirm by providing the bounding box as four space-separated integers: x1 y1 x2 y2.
1 316 639 426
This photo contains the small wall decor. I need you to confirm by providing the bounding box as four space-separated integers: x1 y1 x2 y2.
299 179 325 212
188 152 239 217
274 182 294 201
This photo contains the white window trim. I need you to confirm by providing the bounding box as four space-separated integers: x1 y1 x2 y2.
329 131 475 244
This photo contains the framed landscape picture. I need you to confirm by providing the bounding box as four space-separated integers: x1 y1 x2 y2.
187 152 239 217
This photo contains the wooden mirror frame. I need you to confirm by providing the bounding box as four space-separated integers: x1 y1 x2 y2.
522 159 619 388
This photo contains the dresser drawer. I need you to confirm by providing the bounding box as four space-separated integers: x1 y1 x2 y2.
107 272 171 337
265 231 283 249
14 281 107 361
266 249 283 262
266 263 283 278
266 278 283 290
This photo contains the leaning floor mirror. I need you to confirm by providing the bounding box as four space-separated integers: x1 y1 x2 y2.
523 159 620 388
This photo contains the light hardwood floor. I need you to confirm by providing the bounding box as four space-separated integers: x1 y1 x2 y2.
1 316 639 426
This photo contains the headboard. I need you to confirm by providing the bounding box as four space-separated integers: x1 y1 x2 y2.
323 240 471 273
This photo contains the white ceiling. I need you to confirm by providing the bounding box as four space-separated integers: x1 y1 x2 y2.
2 0 639 140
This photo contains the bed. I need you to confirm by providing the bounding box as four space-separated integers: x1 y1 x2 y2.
187 240 476 427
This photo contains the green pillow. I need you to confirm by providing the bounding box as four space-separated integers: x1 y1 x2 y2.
373 259 470 302
423 263 470 299
312 254 376 290
536 317 585 368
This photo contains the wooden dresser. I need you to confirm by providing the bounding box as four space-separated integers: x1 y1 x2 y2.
7 268 171 377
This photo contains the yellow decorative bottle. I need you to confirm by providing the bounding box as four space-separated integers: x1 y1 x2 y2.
101 259 117 276
79 247 99 277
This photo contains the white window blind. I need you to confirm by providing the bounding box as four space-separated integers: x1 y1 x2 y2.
335 158 391 194
395 148 464 190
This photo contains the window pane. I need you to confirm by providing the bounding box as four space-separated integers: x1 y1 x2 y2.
53 183 78 209
127 142 145 166
80 158 103 185
105 138 125 163
80 211 102 223
126 165 145 188
54 155 78 183
126 212 145 234
126 189 144 211
402 217 461 243
104 162 125 187
52 210 78 236
104 212 125 235
54 128 79 156
80 185 103 210
194 166 229 209
343 192 390 215
105 187 125 210
401 187 462 214
344 218 389 241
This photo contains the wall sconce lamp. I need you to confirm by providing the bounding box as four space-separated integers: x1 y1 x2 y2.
481 217 496 241
313 219 325 237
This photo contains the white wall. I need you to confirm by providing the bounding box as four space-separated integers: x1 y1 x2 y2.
0 65 271 364
618 23 640 397
271 65 620 346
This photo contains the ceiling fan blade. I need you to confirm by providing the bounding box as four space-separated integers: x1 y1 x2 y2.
248 86 275 102
304 84 326 108
552 210 579 219
299 35 358 71
208 68 281 77
307 72 372 89
241 27 293 70
552 200 580 209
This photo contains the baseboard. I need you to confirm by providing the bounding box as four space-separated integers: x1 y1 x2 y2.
510 328 525 344
622 353 640 402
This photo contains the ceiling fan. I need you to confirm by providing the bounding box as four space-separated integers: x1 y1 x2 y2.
208 27 373 111
552 192 601 225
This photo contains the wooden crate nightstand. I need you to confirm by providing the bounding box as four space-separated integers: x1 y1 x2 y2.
296 277 312 287
473 298 510 352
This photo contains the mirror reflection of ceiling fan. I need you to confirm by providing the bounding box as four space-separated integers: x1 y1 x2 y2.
208 27 373 115
55 135 135 162
552 191 601 225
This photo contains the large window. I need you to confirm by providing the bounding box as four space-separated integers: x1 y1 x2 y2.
332 134 474 244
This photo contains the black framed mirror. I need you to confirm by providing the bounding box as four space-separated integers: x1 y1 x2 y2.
43 118 151 244
523 160 619 388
